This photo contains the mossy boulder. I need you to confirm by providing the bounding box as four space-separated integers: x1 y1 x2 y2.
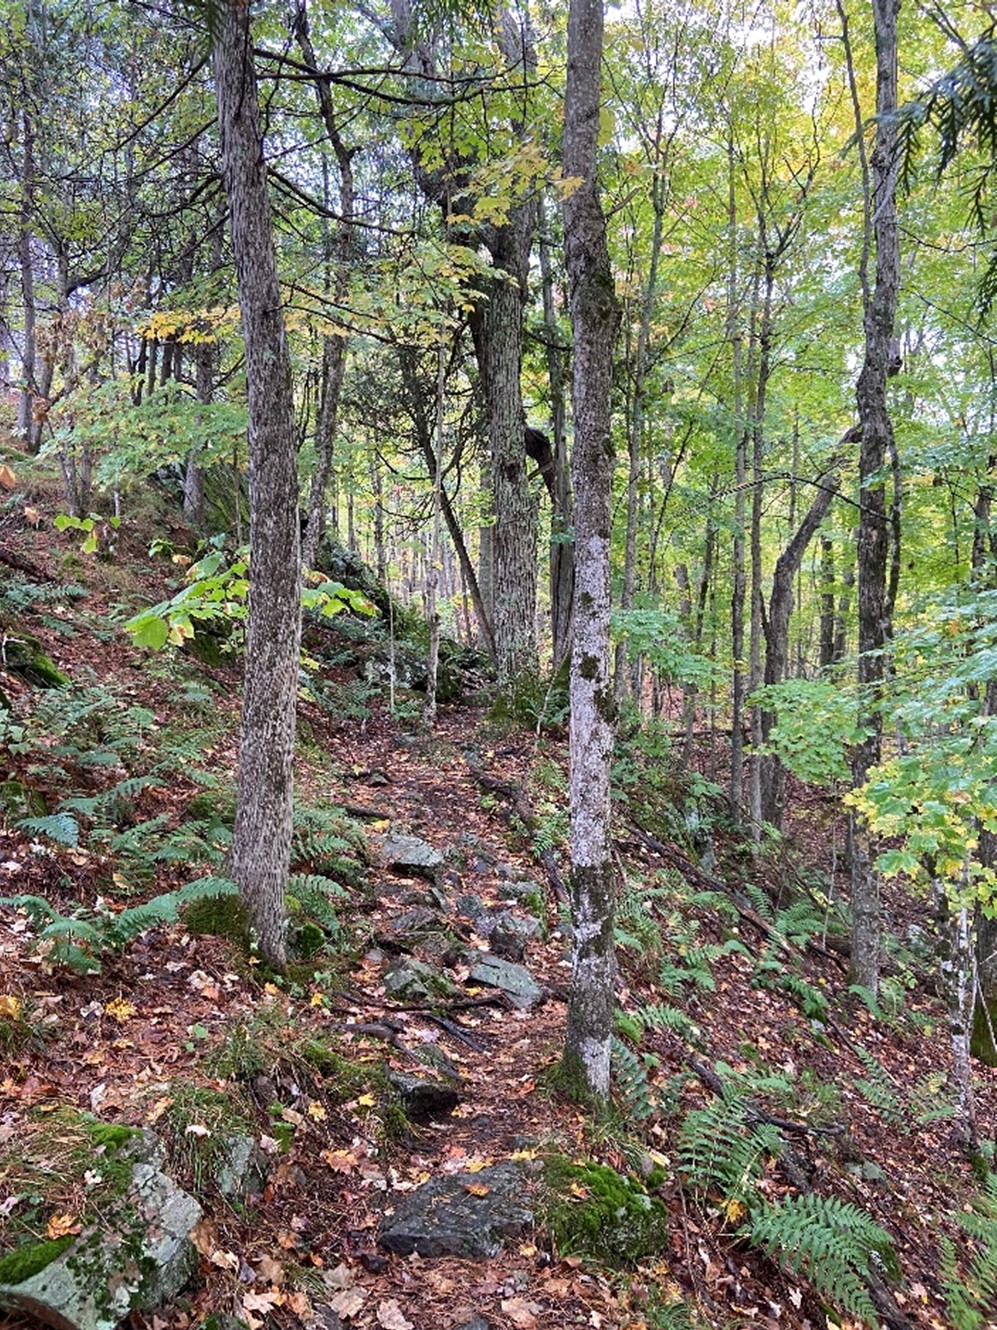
543 1156 669 1267
3 633 68 688
0 1125 201 1330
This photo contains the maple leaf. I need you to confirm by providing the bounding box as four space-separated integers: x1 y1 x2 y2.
307 1099 327 1121
0 995 23 1020
465 1183 490 1197
329 1286 368 1319
377 1299 414 1330
46 1213 81 1239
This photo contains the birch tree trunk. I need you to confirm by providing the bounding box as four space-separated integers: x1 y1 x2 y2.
214 0 302 967
560 0 621 1104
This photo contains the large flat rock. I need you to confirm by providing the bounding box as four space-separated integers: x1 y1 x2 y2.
379 1161 533 1258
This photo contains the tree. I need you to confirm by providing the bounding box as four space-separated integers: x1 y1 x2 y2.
213 0 302 966
840 0 901 998
559 0 621 1104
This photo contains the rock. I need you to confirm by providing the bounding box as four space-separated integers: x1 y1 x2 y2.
377 906 443 950
386 1071 461 1122
456 894 488 924
468 956 545 1010
382 957 454 1002
377 833 444 879
416 1044 462 1081
379 1161 533 1258
456 1320 491 1330
488 910 541 962
0 1130 201 1330
214 1132 268 1199
3 633 69 688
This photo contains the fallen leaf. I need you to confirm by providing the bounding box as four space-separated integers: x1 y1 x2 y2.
329 1285 368 1319
377 1298 414 1330
356 1092 377 1108
501 1296 539 1329
256 1254 283 1284
0 464 16 488
307 1099 328 1121
45 1213 81 1239
465 1183 490 1197
0 995 23 1021
146 1095 173 1124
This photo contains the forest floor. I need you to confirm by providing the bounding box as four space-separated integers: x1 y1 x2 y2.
0 478 995 1330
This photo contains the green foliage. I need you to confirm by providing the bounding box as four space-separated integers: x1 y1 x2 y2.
678 1087 782 1210
852 1047 905 1128
125 544 375 652
751 1194 898 1324
544 1155 670 1267
611 607 715 690
941 1174 997 1330
749 678 868 787
611 1035 656 1122
752 954 830 1021
16 811 80 847
53 511 120 557
0 876 238 974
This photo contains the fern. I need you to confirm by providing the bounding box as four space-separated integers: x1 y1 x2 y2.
638 1002 700 1042
853 1047 905 1128
286 872 348 935
0 877 237 974
742 882 774 919
678 1091 782 1208
750 1193 898 1325
941 1175 997 1330
611 1036 655 1121
16 812 80 847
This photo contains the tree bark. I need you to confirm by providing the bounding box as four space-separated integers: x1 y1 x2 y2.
214 0 302 967
845 0 900 999
560 0 621 1105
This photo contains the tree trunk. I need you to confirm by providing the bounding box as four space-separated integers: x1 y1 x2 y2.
759 442 855 826
17 106 37 448
560 0 621 1106
845 0 900 999
539 200 574 672
214 0 302 968
294 0 354 573
728 135 747 818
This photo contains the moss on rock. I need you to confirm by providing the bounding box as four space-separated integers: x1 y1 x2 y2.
0 1236 74 1284
543 1155 669 1267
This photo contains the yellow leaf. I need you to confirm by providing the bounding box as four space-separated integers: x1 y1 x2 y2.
723 1196 748 1223
263 983 280 996
465 1183 490 1197
307 1100 327 1121
466 1158 492 1172
356 1092 377 1108
0 995 23 1021
105 997 136 1023
46 1213 81 1239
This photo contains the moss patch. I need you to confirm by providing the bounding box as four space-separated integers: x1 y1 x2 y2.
543 1155 669 1267
0 1235 74 1284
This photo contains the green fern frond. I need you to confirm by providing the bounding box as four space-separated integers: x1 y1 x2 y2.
742 882 774 919
854 1047 905 1127
638 1003 699 1041
612 1036 655 1121
678 1092 781 1208
16 812 80 847
0 893 58 922
750 1193 898 1324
